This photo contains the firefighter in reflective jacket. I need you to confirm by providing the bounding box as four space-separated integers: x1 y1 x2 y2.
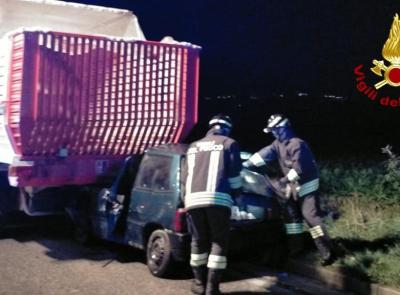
243 114 336 266
184 114 242 295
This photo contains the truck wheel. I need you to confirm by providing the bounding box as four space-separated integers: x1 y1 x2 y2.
73 226 92 245
65 207 93 245
146 229 174 277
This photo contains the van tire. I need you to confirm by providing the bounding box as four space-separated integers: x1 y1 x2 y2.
146 229 174 277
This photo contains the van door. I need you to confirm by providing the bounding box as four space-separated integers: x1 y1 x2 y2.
126 152 181 247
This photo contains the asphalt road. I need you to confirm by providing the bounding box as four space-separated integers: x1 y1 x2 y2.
0 217 350 295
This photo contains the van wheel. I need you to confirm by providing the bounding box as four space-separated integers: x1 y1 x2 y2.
146 229 174 277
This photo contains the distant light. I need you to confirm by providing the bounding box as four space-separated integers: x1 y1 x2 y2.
323 94 336 98
322 94 347 101
297 92 309 97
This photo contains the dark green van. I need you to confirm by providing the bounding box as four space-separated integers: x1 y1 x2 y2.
78 144 283 277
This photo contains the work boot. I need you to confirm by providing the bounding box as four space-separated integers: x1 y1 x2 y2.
286 233 305 257
191 266 207 295
314 237 337 266
335 241 351 259
206 268 223 295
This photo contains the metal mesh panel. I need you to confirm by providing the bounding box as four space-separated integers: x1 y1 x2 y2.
9 31 197 157
6 34 24 155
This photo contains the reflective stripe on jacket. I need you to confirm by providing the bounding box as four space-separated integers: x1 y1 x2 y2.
184 129 242 210
249 137 319 197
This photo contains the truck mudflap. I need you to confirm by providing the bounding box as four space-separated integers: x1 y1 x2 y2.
0 169 19 214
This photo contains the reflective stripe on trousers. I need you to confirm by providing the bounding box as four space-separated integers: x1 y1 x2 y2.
309 225 325 239
285 222 304 235
207 254 227 269
190 252 208 266
298 178 319 197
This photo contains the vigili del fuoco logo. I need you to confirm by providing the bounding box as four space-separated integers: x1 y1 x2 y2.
354 13 400 107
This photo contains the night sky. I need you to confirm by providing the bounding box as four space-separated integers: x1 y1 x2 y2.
66 0 400 159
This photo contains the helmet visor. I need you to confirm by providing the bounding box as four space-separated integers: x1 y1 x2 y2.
263 127 271 134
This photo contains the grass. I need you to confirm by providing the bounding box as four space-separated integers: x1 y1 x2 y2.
312 152 400 288
324 196 400 287
327 196 400 240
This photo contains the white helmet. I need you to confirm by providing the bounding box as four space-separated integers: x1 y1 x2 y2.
263 114 290 133
208 114 233 129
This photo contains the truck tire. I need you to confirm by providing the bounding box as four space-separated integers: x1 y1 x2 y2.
146 229 174 277
65 207 93 245
73 225 93 245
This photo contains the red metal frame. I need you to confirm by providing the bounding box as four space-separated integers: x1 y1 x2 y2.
4 31 200 187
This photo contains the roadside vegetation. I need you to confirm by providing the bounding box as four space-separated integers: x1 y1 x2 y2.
315 145 400 287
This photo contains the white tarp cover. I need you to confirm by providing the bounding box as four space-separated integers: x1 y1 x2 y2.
0 0 145 39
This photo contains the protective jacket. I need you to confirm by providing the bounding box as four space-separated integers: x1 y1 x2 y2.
248 136 319 198
184 128 242 210
246 129 336 265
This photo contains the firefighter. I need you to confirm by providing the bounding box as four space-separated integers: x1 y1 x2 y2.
243 114 336 266
184 114 242 295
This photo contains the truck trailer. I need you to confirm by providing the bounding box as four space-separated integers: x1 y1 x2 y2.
0 0 199 215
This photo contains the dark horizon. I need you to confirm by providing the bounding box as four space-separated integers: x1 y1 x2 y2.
66 0 400 159
67 0 400 95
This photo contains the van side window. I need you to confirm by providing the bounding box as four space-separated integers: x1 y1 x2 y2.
135 154 173 191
